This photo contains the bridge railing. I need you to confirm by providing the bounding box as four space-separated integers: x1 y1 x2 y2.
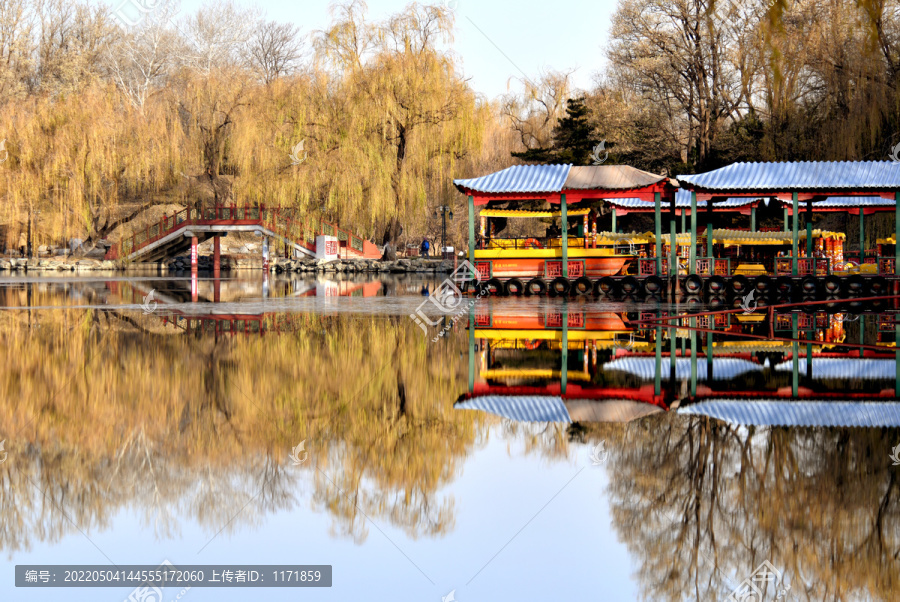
106 205 367 260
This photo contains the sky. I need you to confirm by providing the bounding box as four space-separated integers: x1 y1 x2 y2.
176 0 621 99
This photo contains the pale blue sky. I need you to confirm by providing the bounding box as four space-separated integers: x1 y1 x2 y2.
180 0 620 99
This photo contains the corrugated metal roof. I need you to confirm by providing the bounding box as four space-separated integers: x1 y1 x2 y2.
678 161 900 191
454 164 572 194
455 395 571 422
564 165 668 190
679 400 900 427
774 358 897 379
454 164 670 194
603 358 762 381
778 196 895 207
606 190 762 208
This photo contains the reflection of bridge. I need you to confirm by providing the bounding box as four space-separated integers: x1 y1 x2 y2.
105 205 380 263
110 278 382 334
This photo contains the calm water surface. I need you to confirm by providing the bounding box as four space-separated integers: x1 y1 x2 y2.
0 273 898 601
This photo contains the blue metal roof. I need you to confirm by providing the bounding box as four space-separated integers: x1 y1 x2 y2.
454 164 572 194
679 400 900 427
778 196 894 207
607 190 762 209
603 358 762 381
774 359 897 380
455 395 571 423
678 161 900 191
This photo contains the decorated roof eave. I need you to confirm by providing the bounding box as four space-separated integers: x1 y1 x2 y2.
680 189 900 202
458 184 678 206
608 200 762 216
776 198 897 215
463 384 669 408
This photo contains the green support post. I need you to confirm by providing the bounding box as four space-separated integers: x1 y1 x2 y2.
706 197 714 259
561 305 568 395
690 318 697 397
806 200 813 260
611 207 617 233
784 206 789 232
751 206 756 232
792 192 799 276
860 314 865 359
468 307 475 393
681 209 686 234
468 195 475 266
896 323 900 398
707 331 714 382
561 194 568 278
690 192 697 275
670 192 677 279
894 191 899 272
655 193 662 276
670 326 676 372
792 313 799 398
860 207 865 264
807 342 813 381
655 325 662 396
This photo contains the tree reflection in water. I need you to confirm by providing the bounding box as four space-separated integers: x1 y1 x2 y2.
0 308 481 552
607 413 900 601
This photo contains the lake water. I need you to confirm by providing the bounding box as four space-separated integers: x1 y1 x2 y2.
1 272 899 601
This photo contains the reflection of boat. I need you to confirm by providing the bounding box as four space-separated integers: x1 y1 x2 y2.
457 306 671 423
457 301 900 423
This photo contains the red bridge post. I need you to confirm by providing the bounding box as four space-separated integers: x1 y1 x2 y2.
213 236 221 278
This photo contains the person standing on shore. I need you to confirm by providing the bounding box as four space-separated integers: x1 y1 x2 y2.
420 237 430 258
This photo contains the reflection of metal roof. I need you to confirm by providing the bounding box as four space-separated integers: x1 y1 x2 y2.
454 164 669 194
455 395 571 422
779 196 894 207
564 165 668 190
678 161 900 191
679 400 900 427
774 359 897 379
603 358 762 381
456 396 665 423
454 164 572 194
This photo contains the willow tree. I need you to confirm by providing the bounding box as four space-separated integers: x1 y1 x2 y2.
0 83 183 251
314 1 482 243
